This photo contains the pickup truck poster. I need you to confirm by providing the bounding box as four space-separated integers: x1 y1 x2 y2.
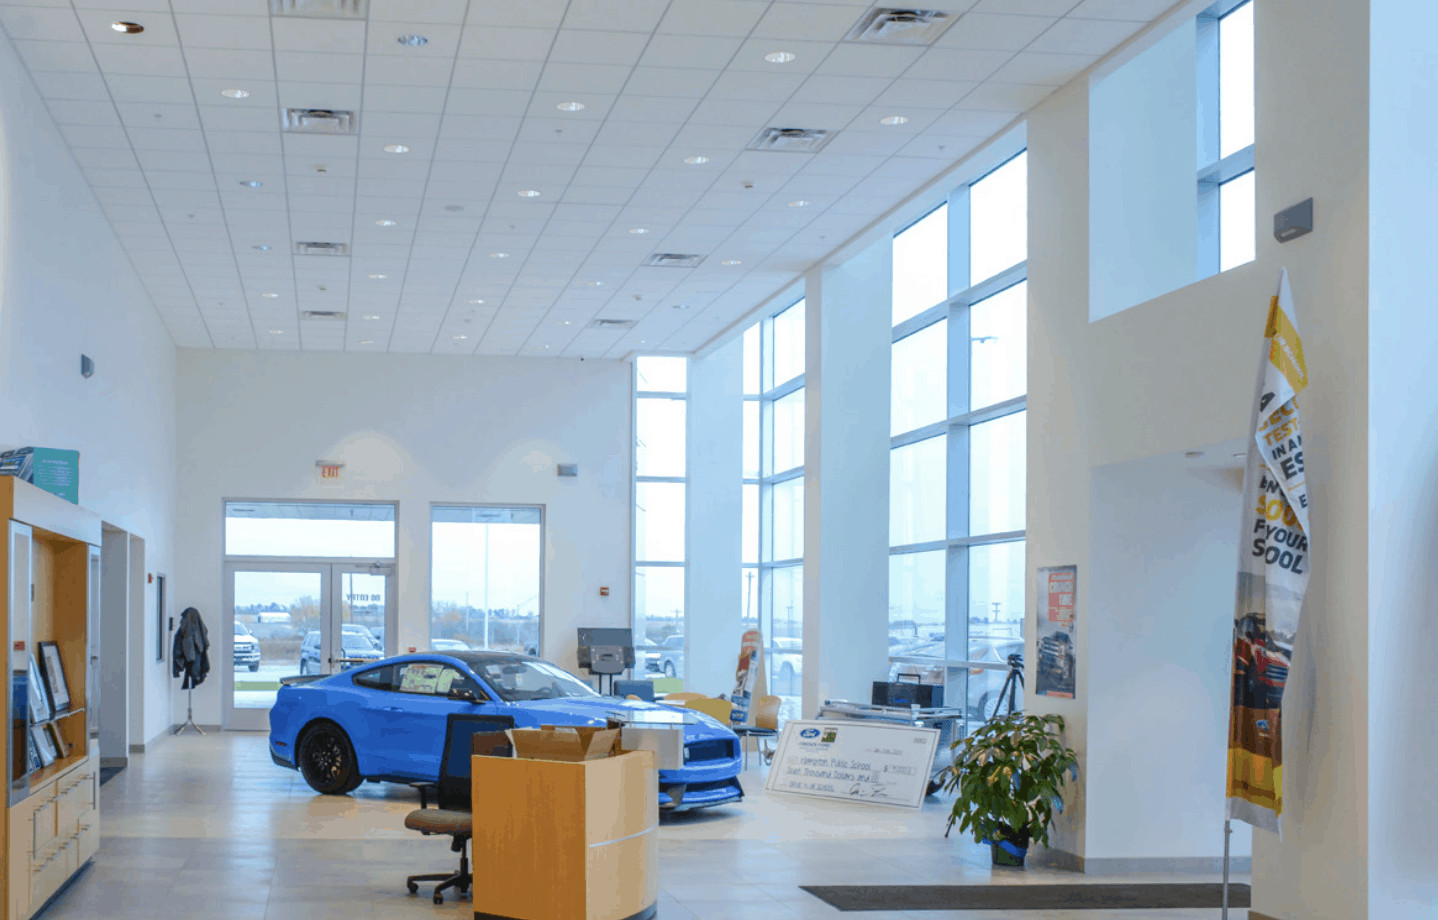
1035 565 1077 698
1226 270 1311 834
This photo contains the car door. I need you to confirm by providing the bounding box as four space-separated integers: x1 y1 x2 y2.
361 660 498 779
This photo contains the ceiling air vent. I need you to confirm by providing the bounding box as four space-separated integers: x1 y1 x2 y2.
589 319 636 330
282 108 357 135
294 241 349 256
301 310 347 320
643 253 705 268
270 0 367 18
844 8 955 45
745 127 833 154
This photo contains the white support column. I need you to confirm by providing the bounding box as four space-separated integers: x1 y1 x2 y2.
802 240 894 716
685 338 743 696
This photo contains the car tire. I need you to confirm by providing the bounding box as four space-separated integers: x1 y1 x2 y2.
248 662 260 672
297 721 362 795
664 661 676 679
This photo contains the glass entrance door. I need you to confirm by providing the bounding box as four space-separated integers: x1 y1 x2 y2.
223 562 393 731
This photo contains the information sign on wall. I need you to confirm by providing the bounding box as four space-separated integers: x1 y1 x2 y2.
765 720 939 809
1035 565 1077 699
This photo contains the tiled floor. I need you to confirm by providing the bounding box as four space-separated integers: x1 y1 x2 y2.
42 733 1249 919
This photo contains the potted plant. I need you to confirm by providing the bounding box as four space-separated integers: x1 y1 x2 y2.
943 712 1078 867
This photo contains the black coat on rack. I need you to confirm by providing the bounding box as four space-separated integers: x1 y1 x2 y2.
171 606 210 690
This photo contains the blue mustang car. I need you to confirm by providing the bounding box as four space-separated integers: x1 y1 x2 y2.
269 650 744 811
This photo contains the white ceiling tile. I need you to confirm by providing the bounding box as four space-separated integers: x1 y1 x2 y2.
896 133 982 160
657 0 768 37
76 8 180 47
47 98 121 126
607 95 698 124
183 48 275 80
972 0 1083 14
84 166 149 188
770 101 865 130
174 14 271 50
363 55 455 87
873 78 980 110
363 84 448 113
444 87 531 117
59 124 129 147
369 0 472 24
563 0 669 33
639 35 743 70
449 58 543 90
365 22 462 58
270 17 366 54
458 26 556 62
275 52 363 85
128 126 207 152
991 50 1097 85
814 44 924 78
729 39 832 74
0 5 84 42
688 97 781 128
548 29 649 66
1030 15 1144 54
141 167 215 188
751 3 862 41
622 66 719 99
29 70 110 100
938 12 1057 50
205 130 281 154
926 107 1020 136
91 42 187 76
1067 0 1175 20
904 47 1015 81
12 40 99 73
197 105 274 132
958 81 1055 111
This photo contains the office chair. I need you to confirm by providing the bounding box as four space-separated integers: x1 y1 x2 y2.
683 696 734 723
732 695 782 768
404 713 513 905
660 691 705 704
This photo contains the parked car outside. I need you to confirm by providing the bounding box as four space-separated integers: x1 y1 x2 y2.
771 637 802 695
234 621 261 672
652 635 684 678
299 628 384 675
269 650 744 811
430 638 470 652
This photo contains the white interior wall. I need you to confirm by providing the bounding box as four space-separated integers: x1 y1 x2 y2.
1367 2 1438 914
172 349 632 726
0 27 177 749
684 338 743 697
1087 448 1251 863
1028 0 1369 912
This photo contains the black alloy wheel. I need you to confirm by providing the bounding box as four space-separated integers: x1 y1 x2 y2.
297 722 362 794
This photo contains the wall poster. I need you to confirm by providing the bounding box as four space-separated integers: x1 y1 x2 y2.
730 628 764 725
1035 565 1077 699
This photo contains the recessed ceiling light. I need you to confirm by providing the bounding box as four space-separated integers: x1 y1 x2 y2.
261 292 279 299
382 144 410 154
362 314 381 320
764 51 797 64
683 155 710 165
396 34 429 47
452 334 468 341
586 280 604 287
672 303 690 310
517 189 541 198
111 21 144 34
367 273 387 279
879 115 910 126
556 101 586 112
467 298 485 304
788 199 810 208
266 328 284 335
356 339 374 346
560 320 571 326
444 204 464 212
375 219 397 227
253 244 271 251
220 88 250 99
722 259 742 266
240 180 262 188
489 252 510 259
628 227 649 235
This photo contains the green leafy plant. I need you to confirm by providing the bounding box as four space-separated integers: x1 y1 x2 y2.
943 713 1078 850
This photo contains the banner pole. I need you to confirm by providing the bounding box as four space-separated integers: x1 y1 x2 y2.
1221 818 1232 920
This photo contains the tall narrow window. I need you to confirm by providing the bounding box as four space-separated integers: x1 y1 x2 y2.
889 150 1028 728
1199 0 1256 273
634 356 688 677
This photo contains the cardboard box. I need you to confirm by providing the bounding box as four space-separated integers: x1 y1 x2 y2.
471 749 658 920
508 725 621 762
619 725 685 770
0 448 79 504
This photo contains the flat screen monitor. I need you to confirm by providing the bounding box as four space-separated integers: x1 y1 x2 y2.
577 627 633 649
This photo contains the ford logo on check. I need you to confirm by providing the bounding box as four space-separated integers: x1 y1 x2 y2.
799 728 820 739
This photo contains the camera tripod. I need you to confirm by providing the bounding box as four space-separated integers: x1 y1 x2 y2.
986 653 1025 721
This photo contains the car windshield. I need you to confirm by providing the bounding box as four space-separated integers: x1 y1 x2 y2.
235 622 252 636
472 659 599 702
341 635 376 652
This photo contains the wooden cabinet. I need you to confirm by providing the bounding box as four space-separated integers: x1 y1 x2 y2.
1 478 102 920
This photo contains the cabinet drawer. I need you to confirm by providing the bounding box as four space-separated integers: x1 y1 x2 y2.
30 844 68 907
31 795 59 855
77 821 100 864
56 779 91 836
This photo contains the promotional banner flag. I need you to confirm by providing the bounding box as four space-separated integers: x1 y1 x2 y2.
730 628 765 725
1226 269 1310 833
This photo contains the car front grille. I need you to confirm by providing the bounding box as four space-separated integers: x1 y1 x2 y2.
684 739 734 763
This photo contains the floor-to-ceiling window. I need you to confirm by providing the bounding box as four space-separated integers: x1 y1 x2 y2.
742 298 805 717
888 150 1029 724
430 505 543 654
633 356 688 678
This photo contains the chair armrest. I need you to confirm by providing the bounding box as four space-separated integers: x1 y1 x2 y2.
410 782 437 809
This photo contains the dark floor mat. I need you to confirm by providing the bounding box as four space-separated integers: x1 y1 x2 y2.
801 883 1251 911
99 766 125 786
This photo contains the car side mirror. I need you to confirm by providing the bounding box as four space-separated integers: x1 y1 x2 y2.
447 687 479 703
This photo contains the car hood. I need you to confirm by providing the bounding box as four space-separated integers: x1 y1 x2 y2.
504 697 737 741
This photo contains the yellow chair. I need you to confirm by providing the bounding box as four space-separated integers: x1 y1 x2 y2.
733 695 782 768
660 691 705 704
684 697 734 724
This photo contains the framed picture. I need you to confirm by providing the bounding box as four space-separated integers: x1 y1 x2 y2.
30 724 56 767
38 641 70 713
26 652 51 723
45 721 70 761
26 732 41 772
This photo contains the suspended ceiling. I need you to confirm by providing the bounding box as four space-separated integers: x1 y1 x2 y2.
0 0 1173 358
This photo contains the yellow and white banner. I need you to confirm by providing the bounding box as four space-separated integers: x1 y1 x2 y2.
1226 269 1311 833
